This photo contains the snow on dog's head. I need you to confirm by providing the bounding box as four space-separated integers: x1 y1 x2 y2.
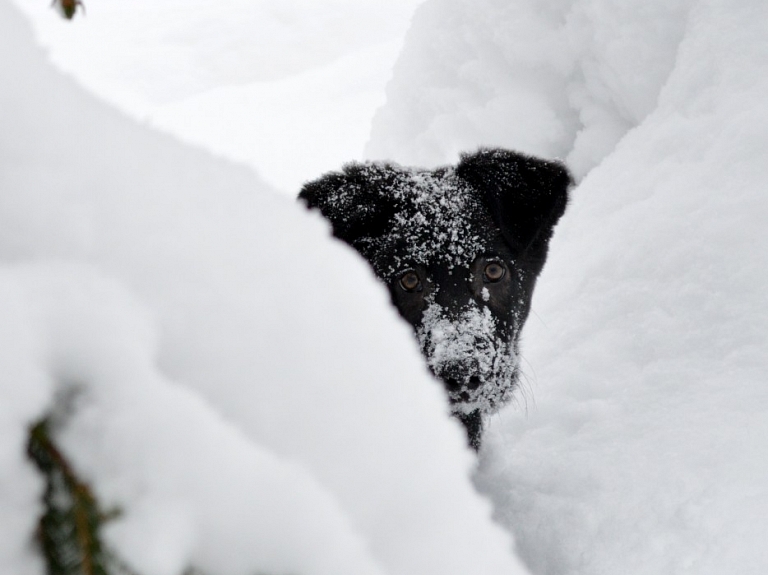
300 148 571 448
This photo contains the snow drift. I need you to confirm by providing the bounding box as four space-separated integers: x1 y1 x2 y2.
369 0 768 573
0 2 531 575
11 0 424 193
5 0 768 572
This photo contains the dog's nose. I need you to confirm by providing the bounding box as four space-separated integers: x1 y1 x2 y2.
439 362 465 392
445 376 462 392
438 362 482 393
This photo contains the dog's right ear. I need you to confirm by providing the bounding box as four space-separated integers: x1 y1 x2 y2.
298 163 399 248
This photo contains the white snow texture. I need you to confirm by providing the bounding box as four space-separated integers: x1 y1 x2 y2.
10 0 424 193
3 0 768 574
0 2 528 575
369 0 768 573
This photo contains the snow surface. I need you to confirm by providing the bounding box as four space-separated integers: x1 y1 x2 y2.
370 0 768 573
0 3 532 575
4 0 768 573
367 0 690 178
11 0 423 192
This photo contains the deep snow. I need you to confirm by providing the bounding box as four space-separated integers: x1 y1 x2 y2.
369 0 768 573
0 2 531 575
11 0 423 192
3 0 768 574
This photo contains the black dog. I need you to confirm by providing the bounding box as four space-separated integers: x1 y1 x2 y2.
299 148 571 449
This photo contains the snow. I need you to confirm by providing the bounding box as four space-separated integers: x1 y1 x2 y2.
366 0 691 178
149 40 404 194
0 277 48 575
4 0 768 572
369 0 768 573
11 263 385 575
11 0 423 192
0 2 531 575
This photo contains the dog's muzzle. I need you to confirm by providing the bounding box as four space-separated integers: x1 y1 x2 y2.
417 302 519 415
438 361 484 395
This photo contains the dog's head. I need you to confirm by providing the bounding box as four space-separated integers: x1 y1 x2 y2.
300 148 571 447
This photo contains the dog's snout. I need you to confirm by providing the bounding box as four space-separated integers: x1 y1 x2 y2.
430 300 463 323
445 376 462 392
436 361 481 394
439 361 463 381
431 272 474 317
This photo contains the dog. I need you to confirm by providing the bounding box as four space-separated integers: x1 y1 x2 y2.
299 148 571 449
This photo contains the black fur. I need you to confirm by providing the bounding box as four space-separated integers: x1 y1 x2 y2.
300 148 571 449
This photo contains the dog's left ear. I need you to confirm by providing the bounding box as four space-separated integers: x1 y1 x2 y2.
456 148 572 263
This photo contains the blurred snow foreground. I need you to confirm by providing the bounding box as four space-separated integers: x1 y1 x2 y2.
368 0 768 573
0 2 529 575
3 0 768 572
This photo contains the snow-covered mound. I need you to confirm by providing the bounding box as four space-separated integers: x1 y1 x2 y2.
0 3 531 575
367 0 691 178
370 0 768 573
11 0 423 193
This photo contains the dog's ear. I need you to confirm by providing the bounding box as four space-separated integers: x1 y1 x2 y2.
298 163 399 248
456 148 571 263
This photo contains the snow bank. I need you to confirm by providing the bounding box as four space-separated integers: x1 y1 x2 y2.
148 39 405 192
370 0 768 573
0 2 530 575
11 0 422 105
3 263 385 575
366 0 689 178
11 0 423 192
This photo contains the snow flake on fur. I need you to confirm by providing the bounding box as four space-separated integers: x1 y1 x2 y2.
304 162 494 278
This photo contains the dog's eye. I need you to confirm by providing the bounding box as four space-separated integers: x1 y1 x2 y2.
484 262 506 282
399 270 422 292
